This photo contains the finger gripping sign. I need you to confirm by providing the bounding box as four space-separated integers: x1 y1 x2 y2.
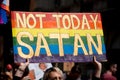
11 11 106 62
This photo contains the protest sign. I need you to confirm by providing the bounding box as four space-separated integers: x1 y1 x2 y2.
11 11 106 62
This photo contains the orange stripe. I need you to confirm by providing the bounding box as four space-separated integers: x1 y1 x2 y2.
11 20 102 29
11 12 103 29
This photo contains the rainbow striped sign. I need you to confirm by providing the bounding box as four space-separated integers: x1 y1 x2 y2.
11 11 106 62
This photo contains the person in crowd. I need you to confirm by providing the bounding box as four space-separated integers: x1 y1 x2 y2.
28 62 52 80
42 56 102 80
42 67 64 80
65 63 82 80
101 62 117 80
65 56 102 80
0 64 13 80
5 64 13 80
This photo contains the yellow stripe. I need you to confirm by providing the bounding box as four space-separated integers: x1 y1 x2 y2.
12 28 103 37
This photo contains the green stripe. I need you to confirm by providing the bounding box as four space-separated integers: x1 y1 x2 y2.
13 36 105 46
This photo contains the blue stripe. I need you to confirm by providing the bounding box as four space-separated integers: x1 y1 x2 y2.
13 44 106 55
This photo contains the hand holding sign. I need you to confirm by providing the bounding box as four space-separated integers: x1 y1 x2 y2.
14 59 29 78
93 56 102 78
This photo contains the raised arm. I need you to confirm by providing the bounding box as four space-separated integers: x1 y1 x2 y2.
93 56 102 79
